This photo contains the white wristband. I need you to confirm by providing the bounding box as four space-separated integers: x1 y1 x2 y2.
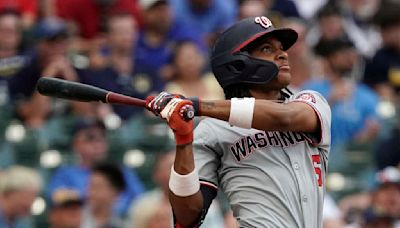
169 166 200 197
228 97 255 129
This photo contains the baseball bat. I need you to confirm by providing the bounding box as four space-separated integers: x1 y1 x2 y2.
36 77 195 120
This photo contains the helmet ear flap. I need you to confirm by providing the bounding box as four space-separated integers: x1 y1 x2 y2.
227 60 246 74
211 52 279 88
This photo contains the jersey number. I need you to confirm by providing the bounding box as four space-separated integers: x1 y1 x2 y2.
312 154 323 187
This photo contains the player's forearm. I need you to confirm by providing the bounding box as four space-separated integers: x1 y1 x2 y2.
200 100 299 131
199 100 230 121
170 190 204 227
173 144 196 174
170 144 204 227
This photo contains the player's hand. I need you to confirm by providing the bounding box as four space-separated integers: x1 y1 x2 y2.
146 92 200 117
146 92 179 116
161 97 194 145
146 92 195 145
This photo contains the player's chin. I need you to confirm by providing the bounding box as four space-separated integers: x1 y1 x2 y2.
277 71 291 87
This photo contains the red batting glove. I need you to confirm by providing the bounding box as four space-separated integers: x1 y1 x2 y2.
160 98 194 145
146 92 201 117
146 92 176 116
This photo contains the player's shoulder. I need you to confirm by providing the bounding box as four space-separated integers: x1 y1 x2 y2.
289 89 329 105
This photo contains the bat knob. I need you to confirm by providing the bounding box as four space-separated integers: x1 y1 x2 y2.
180 105 195 121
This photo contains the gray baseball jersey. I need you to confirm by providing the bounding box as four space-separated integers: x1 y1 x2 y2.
193 90 331 228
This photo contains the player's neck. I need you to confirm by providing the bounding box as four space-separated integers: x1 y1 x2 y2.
249 88 281 100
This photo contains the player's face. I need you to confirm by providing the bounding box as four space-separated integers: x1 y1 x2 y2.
248 36 291 89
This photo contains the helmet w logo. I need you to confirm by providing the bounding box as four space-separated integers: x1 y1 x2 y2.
254 16 272 29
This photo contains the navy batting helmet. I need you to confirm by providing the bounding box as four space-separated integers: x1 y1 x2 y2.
210 16 298 89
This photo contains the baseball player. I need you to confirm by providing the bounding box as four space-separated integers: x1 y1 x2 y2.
146 16 331 228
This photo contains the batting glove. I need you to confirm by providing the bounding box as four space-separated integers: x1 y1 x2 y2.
146 92 201 117
146 92 196 145
160 97 194 145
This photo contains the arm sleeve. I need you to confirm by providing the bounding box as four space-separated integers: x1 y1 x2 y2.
289 90 332 149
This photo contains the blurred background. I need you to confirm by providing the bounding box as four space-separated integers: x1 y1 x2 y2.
0 0 399 227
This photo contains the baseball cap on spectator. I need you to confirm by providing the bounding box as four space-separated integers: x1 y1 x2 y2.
34 18 68 41
51 188 84 208
139 0 167 10
376 166 400 187
314 37 355 57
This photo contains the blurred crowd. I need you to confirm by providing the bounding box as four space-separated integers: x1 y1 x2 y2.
0 0 399 227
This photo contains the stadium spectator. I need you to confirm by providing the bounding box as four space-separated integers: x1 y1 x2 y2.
54 0 141 52
79 13 162 120
364 1 400 100
375 125 400 170
135 0 203 81
282 18 318 92
238 0 300 21
339 166 400 227
362 208 396 228
168 0 237 47
0 10 22 60
0 166 42 227
48 189 83 228
128 150 225 228
165 41 224 99
81 162 126 228
0 10 26 93
0 0 38 29
293 0 327 19
370 167 400 221
308 1 380 58
307 3 346 47
268 0 301 19
323 194 346 228
303 37 380 170
340 0 381 57
47 117 144 216
238 0 266 20
7 18 81 128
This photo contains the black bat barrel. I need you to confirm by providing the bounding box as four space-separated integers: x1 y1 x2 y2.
36 77 109 103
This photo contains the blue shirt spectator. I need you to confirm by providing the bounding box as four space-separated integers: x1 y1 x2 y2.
135 21 203 76
303 80 379 147
48 165 144 216
47 117 145 216
271 0 300 18
169 0 237 45
135 0 204 83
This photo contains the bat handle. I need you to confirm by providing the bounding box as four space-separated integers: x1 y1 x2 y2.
180 105 195 121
